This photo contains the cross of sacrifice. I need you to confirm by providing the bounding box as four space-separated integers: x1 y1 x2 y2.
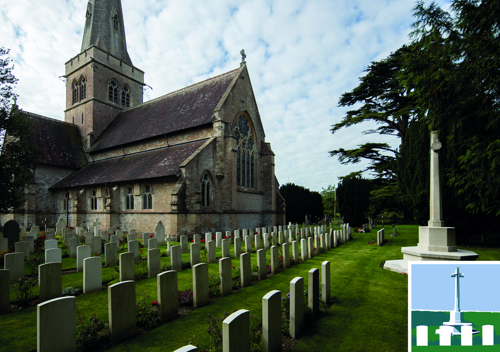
166 234 173 251
451 267 464 312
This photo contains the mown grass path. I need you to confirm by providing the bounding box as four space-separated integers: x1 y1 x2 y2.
2 225 498 351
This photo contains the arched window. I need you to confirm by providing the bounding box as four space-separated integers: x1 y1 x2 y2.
142 184 152 209
90 189 97 210
233 115 255 188
201 173 211 207
108 79 118 103
113 15 119 30
121 86 130 107
126 186 134 210
72 80 79 105
80 76 86 100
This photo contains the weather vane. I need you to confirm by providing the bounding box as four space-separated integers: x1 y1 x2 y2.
240 49 246 66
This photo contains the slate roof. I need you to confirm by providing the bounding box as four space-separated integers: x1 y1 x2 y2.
27 113 87 169
51 140 207 189
89 68 240 152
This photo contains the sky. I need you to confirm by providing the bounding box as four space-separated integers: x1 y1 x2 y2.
0 0 451 192
410 262 500 312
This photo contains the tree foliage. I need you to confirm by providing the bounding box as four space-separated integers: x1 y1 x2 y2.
336 176 371 226
279 183 324 224
320 185 338 220
397 119 430 225
332 46 416 181
0 48 39 214
403 0 500 216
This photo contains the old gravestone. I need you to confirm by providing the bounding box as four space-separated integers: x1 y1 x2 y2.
3 220 20 247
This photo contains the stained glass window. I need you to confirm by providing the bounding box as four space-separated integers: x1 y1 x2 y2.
233 115 255 188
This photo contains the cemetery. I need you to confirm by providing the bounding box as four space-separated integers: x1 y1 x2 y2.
0 220 498 352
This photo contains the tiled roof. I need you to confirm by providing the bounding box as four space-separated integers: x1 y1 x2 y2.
89 68 239 152
51 140 207 189
27 113 87 168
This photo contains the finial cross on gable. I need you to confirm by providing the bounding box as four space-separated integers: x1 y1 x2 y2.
240 49 246 66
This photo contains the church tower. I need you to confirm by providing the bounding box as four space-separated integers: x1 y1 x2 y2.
64 0 144 148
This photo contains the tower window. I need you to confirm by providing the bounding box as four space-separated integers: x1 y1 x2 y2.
142 184 152 209
121 86 130 107
126 186 134 210
201 173 211 206
108 79 118 103
113 15 119 30
82 113 84 124
233 115 255 188
73 80 79 105
80 76 86 100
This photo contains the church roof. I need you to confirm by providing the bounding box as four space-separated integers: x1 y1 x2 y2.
51 139 206 189
89 68 240 152
27 113 87 169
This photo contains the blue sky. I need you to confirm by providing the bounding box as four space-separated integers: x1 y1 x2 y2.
410 262 500 312
0 0 451 192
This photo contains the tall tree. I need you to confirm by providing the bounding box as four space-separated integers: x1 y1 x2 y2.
0 48 39 215
320 185 338 220
336 176 371 226
331 46 416 181
403 0 500 217
397 119 430 225
279 183 324 224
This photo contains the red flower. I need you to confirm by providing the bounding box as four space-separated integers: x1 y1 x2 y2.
279 256 282 260
141 250 143 253
150 234 153 238
223 235 227 239
152 301 157 306
232 266 235 269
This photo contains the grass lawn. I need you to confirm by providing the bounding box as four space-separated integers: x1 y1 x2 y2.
2 224 499 352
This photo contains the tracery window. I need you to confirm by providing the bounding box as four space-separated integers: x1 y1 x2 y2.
142 184 152 210
90 189 97 210
113 15 119 30
126 186 134 210
201 173 211 207
121 86 130 107
233 115 255 188
108 79 118 103
73 80 79 105
80 76 86 100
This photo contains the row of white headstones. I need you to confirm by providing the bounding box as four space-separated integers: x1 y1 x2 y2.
3 222 351 284
416 325 495 346
33 260 331 352
1 224 351 351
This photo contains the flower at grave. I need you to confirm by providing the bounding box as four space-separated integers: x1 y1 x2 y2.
150 234 153 238
232 266 235 269
141 250 143 253
252 244 254 246
279 256 282 260
314 247 316 250
223 235 227 239
152 301 157 306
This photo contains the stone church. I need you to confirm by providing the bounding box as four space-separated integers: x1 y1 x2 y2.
2 0 285 236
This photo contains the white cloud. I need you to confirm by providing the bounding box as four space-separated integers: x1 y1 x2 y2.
0 0 451 192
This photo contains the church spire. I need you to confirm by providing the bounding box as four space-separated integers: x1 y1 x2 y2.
81 0 133 65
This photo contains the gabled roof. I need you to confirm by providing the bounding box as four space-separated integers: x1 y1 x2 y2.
89 67 241 152
51 140 207 189
27 113 87 169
